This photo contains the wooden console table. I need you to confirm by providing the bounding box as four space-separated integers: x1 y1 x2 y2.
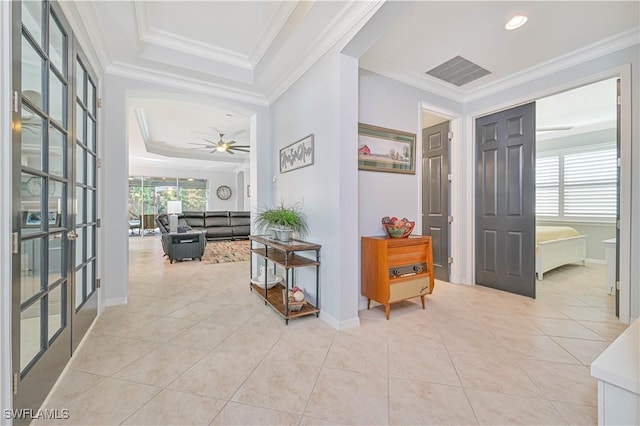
249 235 320 324
361 235 434 319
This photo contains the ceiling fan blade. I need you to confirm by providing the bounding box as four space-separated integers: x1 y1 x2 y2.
203 138 219 144
188 142 212 146
189 146 210 150
226 140 237 145
230 145 249 148
226 149 235 155
230 148 250 153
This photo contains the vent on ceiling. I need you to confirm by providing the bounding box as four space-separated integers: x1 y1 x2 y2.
425 55 491 87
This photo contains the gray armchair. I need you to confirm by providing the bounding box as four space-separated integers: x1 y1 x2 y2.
161 232 206 263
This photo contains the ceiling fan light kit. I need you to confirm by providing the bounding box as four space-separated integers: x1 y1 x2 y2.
188 133 250 155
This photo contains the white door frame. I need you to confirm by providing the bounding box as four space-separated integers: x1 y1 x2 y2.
460 65 632 324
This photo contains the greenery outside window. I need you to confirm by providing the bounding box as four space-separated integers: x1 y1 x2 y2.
128 177 208 221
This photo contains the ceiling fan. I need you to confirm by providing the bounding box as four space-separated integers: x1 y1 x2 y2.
188 133 249 155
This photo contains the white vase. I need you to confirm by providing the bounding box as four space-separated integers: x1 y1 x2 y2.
277 228 293 242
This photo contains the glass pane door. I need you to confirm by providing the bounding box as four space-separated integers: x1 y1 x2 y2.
12 0 100 414
13 0 72 412
71 46 98 351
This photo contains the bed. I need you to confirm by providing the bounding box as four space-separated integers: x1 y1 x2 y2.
536 225 587 280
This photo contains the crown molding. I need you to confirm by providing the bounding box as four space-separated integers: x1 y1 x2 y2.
58 1 111 75
133 1 148 42
107 61 268 107
141 27 253 71
248 2 298 67
464 27 640 102
361 27 639 105
359 62 467 102
265 1 384 104
134 2 251 71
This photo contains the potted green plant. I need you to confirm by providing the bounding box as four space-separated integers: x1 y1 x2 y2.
255 200 309 242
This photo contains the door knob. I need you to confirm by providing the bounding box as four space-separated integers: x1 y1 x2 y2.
67 231 78 241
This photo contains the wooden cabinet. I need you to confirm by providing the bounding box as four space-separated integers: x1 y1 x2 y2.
249 235 320 324
361 235 434 319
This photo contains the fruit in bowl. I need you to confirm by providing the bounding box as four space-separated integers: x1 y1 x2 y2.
382 216 415 238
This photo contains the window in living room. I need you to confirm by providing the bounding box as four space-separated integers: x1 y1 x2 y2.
128 176 208 235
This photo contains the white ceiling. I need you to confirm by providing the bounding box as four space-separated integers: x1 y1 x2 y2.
68 1 639 169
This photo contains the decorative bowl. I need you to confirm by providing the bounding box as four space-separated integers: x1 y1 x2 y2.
383 221 415 238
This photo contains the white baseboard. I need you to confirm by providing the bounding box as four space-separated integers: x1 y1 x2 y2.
104 297 128 307
319 311 360 330
586 258 606 265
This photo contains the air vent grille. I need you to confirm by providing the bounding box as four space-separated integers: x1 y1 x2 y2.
425 55 491 87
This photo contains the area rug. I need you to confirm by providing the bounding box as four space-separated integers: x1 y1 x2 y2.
202 240 250 264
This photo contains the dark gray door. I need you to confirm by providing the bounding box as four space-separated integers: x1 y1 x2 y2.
422 121 449 281
475 103 536 298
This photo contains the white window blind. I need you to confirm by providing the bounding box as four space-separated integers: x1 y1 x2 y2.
536 145 617 220
564 149 617 218
536 156 559 216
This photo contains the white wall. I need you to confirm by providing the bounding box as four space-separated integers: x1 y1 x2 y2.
102 75 130 306
270 49 360 328
237 167 250 211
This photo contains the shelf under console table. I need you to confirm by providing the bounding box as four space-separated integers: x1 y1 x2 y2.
249 235 321 324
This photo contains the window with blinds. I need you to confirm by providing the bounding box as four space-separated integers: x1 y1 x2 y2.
536 156 559 216
536 145 616 220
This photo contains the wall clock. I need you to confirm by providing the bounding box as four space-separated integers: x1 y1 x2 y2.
216 185 232 200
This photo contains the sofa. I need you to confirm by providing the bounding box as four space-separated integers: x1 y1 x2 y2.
156 211 250 241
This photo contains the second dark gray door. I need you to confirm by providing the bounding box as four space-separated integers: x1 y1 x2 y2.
422 121 449 281
475 103 536 298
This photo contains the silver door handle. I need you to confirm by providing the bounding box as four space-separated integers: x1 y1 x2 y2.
67 231 78 241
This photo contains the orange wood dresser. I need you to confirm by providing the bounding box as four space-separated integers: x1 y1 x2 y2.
361 235 435 319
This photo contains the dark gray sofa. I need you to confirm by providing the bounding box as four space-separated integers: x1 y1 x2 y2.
156 211 250 240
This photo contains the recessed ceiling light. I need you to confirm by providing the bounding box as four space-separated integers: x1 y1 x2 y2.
505 15 528 30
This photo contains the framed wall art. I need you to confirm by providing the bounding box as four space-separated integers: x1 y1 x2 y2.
280 134 314 173
22 210 60 227
358 123 416 174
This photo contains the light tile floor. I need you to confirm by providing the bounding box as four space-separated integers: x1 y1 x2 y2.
37 236 627 425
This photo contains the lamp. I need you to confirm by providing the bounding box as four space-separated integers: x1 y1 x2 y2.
166 200 182 233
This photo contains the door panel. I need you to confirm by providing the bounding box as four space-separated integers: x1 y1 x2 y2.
12 0 99 416
422 121 449 281
476 103 536 298
71 47 98 351
13 1 73 415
